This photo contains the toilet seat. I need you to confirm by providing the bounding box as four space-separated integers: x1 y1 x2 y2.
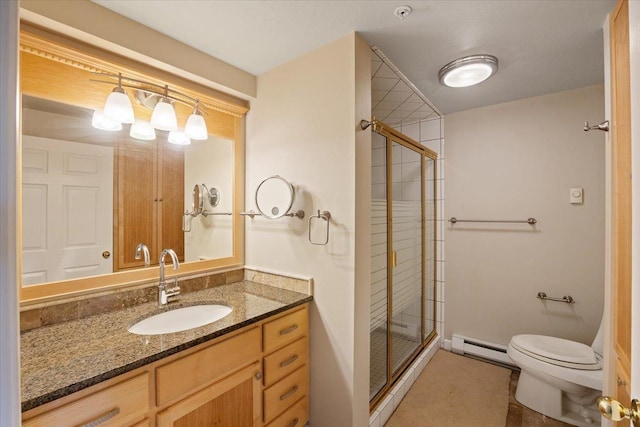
510 335 600 370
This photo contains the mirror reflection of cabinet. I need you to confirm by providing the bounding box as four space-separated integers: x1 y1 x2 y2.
115 137 184 270
19 24 248 302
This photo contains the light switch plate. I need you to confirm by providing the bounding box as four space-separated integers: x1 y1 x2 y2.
570 187 583 204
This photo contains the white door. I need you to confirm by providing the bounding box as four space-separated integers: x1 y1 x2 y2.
22 135 113 285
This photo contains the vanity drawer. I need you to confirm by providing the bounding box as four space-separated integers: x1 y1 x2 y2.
263 307 308 353
263 366 308 423
156 326 261 406
265 397 308 427
22 373 149 427
263 336 308 387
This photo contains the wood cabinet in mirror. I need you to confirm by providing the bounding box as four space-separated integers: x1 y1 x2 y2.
19 24 247 303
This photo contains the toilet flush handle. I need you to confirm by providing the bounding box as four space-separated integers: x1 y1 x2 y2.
597 396 640 426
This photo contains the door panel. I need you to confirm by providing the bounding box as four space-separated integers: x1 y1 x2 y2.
22 136 113 284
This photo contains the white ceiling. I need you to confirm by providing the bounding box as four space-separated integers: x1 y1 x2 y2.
93 0 615 114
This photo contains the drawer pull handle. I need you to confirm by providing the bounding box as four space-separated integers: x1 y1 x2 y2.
279 324 299 335
287 417 300 427
255 371 263 381
280 385 299 401
280 354 299 368
81 407 120 427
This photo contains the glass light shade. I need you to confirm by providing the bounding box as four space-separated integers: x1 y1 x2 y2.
129 120 156 141
184 112 208 140
91 110 122 131
103 88 135 123
168 130 191 145
150 99 178 131
439 55 498 88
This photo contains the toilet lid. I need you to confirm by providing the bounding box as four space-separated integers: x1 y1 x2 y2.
511 334 600 370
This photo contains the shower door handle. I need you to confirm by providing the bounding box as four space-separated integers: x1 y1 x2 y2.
391 251 397 268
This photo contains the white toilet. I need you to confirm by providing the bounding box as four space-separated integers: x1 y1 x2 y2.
507 320 604 427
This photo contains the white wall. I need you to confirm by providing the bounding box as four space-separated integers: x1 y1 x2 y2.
445 85 606 346
0 0 21 425
245 33 371 426
184 136 234 261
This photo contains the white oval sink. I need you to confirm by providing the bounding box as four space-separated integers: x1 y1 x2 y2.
128 304 232 335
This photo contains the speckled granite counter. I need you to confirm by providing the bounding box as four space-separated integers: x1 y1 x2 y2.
20 281 312 412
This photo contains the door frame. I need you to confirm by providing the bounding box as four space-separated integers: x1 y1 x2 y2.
369 120 438 411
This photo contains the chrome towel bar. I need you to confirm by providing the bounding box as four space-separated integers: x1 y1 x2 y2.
449 217 537 225
537 292 575 304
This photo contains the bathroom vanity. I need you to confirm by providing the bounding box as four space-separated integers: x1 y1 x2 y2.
21 281 311 427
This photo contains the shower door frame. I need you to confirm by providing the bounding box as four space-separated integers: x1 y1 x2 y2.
369 120 438 411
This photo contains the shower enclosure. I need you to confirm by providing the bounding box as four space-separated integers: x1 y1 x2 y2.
369 121 437 408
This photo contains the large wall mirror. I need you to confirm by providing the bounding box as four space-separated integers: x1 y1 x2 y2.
19 25 248 303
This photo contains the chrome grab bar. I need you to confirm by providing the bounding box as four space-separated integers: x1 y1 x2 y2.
537 292 575 304
449 217 537 225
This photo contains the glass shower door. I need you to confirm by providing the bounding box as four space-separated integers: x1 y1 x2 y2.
390 141 423 375
369 131 388 400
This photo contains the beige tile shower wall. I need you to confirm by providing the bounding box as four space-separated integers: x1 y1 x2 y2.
398 118 445 342
445 84 605 346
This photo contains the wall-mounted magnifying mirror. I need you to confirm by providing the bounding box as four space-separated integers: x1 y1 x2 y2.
255 175 295 219
192 184 204 216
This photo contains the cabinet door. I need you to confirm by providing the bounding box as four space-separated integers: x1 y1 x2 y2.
157 362 262 427
114 136 157 270
158 141 185 262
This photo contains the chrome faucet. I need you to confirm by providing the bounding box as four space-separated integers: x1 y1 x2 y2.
134 243 150 267
158 248 180 306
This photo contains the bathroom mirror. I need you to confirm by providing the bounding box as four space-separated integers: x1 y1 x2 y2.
19 25 247 302
255 175 295 219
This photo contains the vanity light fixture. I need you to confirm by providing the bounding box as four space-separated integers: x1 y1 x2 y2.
90 72 208 140
129 120 156 141
184 101 208 140
438 54 498 88
91 110 122 131
150 86 178 131
168 130 191 145
103 73 135 123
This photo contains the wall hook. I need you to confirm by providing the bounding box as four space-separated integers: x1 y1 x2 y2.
583 120 609 132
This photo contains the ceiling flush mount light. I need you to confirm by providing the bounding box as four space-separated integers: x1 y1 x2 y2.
90 72 208 140
438 54 499 88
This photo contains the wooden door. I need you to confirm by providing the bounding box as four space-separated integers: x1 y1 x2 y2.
22 135 113 284
156 362 262 427
610 0 633 422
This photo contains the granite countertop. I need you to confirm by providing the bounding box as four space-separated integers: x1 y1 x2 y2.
20 281 312 412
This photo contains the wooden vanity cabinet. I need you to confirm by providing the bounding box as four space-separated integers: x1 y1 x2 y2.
21 304 310 427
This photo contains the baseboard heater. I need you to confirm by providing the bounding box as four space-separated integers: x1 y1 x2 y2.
451 334 516 367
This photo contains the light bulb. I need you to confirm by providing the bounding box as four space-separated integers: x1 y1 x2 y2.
103 87 135 123
168 130 191 145
150 98 178 131
91 110 122 131
129 120 156 141
184 111 208 140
